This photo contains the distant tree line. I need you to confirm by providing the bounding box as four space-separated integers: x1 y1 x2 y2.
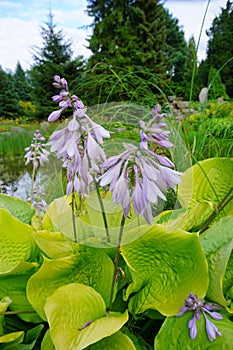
0 0 232 120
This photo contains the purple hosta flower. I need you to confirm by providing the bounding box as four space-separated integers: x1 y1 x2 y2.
25 130 49 169
176 293 223 342
139 104 174 152
99 141 182 224
47 75 110 196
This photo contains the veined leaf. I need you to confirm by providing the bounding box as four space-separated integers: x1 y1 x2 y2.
0 209 39 274
178 158 233 216
154 310 233 349
200 216 233 312
27 248 115 320
45 283 128 350
121 224 208 316
0 194 35 224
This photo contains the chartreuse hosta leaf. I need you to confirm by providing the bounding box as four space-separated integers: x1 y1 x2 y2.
121 224 208 316
0 194 35 224
44 283 128 350
27 248 115 320
32 230 76 259
156 201 214 232
154 310 233 350
178 157 233 215
42 193 145 246
0 209 39 274
200 216 233 313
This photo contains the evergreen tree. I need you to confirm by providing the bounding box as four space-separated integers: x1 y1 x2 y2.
204 0 233 97
86 0 173 102
0 69 20 119
181 36 199 100
207 66 228 100
14 62 32 102
164 9 187 86
29 12 85 119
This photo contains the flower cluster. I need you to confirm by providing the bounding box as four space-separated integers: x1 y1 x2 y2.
176 293 223 342
25 130 50 169
47 75 110 196
98 106 182 224
27 186 47 216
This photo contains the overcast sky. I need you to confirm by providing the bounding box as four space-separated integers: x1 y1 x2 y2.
0 0 228 72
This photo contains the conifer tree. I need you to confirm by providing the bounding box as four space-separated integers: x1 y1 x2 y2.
30 12 85 119
86 0 188 102
203 0 233 97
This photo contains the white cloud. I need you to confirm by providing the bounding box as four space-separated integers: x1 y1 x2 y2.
0 17 91 72
165 0 228 62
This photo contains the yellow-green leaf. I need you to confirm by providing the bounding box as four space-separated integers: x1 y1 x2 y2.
122 224 208 316
45 283 128 350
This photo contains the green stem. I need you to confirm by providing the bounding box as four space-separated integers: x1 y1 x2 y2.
109 214 126 310
92 174 110 242
0 310 36 316
199 187 233 234
71 191 77 242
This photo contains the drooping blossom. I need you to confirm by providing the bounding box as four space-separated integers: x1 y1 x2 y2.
176 293 223 342
47 75 110 196
98 106 182 224
25 130 50 169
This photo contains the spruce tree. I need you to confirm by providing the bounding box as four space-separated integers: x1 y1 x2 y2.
29 12 85 119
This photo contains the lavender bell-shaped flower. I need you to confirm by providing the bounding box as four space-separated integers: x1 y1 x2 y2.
99 105 182 224
25 130 50 169
47 75 110 196
176 293 223 342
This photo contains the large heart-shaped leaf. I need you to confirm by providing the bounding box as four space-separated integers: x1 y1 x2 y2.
154 310 233 349
45 283 128 350
27 248 115 320
121 224 208 316
178 158 233 216
0 209 39 274
200 216 233 312
0 194 35 224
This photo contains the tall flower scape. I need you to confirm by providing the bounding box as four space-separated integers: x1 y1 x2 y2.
48 75 182 225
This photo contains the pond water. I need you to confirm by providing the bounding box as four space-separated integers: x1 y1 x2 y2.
0 156 64 204
0 157 31 200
